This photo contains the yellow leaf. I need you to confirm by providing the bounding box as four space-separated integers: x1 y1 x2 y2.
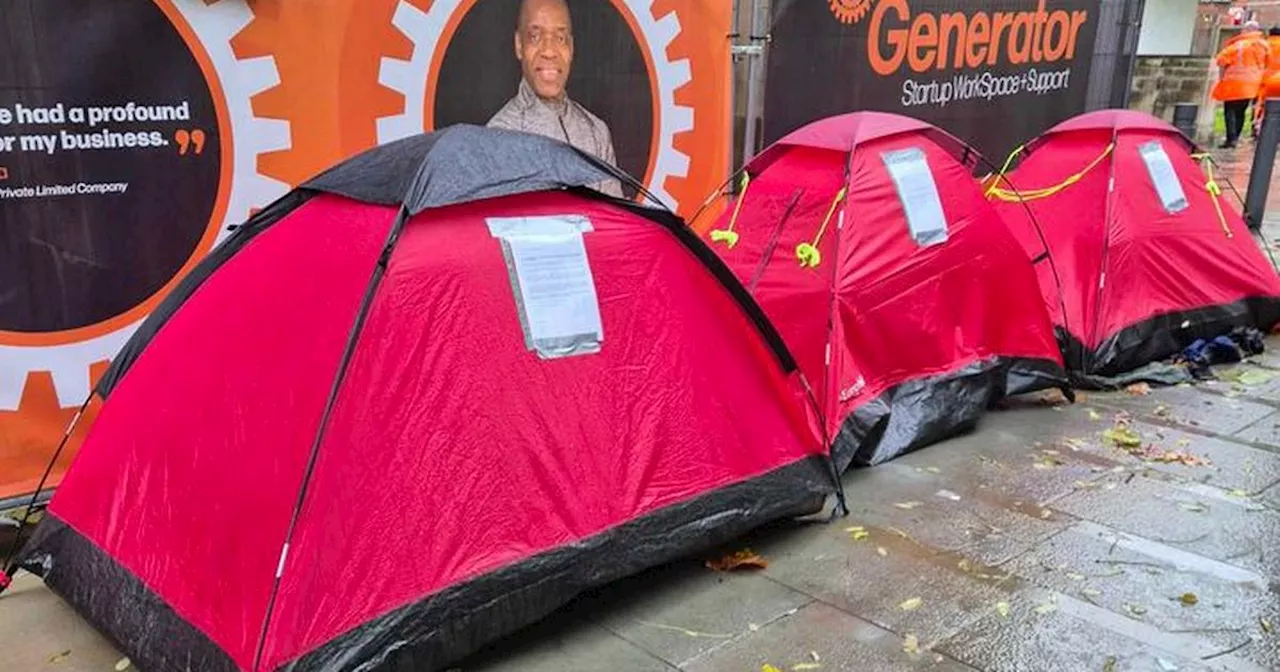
899 597 923 611
1040 509 1053 519
792 664 822 671
47 650 71 665
903 633 920 655
1103 426 1142 448
1033 599 1058 614
846 526 870 541
958 559 973 572
925 466 941 474
1089 410 1102 421
763 665 783 672
996 601 1011 618
115 659 132 672
1229 489 1250 498
894 501 923 510
706 549 768 572
1180 592 1198 606
876 546 888 557
1103 655 1118 672
1262 618 1274 634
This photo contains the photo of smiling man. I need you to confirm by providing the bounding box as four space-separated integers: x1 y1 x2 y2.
487 0 624 197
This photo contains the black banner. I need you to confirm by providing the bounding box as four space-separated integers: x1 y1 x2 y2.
764 0 1103 164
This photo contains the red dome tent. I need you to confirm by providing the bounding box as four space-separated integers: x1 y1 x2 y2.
704 112 1070 471
989 110 1280 382
4 126 835 672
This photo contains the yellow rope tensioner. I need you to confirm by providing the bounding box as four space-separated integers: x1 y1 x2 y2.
709 172 750 249
984 142 1116 203
982 143 1026 197
796 186 847 269
1194 153 1233 239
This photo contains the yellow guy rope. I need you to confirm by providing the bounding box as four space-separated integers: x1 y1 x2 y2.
795 186 847 268
985 142 1116 203
982 143 1026 197
709 172 750 249
1191 152 1233 239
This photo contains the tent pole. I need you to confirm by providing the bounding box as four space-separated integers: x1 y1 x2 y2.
249 206 409 671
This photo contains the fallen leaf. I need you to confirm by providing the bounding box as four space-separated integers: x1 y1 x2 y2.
749 623 761 632
846 525 870 541
894 501 923 510
1089 409 1103 421
763 665 783 672
1229 489 1250 498
1179 592 1198 606
996 601 1011 618
1176 438 1191 448
935 489 961 501
1033 598 1058 614
1154 404 1172 418
115 659 132 671
1040 509 1053 519
1262 618 1274 634
1066 572 1086 581
1126 382 1152 396
811 651 821 662
792 665 821 671
1064 438 1090 451
876 546 888 557
1103 426 1142 448
634 620 735 639
1124 603 1148 617
1074 480 1102 490
47 650 71 665
899 597 923 611
958 559 973 572
1103 655 1118 672
706 549 768 572
925 466 941 474
903 633 920 655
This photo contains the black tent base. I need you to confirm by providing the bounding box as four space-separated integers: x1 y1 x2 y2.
16 456 832 672
831 356 1070 471
1060 296 1280 389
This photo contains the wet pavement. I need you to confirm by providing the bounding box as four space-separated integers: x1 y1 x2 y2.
4 353 1279 672
3 147 1280 672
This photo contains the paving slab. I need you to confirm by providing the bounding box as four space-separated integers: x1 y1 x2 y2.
935 586 1238 672
1198 366 1280 406
741 508 1011 648
1087 386 1276 437
1005 521 1278 670
1054 418 1280 496
461 610 677 672
588 561 814 668
1050 474 1280 581
835 461 1073 568
0 571 127 672
681 602 977 672
1231 411 1280 451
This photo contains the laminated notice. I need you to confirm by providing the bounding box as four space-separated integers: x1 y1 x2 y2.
487 215 603 359
882 147 948 246
1138 140 1189 214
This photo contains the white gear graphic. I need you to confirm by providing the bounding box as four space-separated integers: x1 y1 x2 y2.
376 0 694 210
0 0 292 411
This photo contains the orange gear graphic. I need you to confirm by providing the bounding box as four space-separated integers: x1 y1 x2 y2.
0 365 106 504
829 0 874 25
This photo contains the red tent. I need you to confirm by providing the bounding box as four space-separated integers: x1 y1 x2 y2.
704 112 1069 470
990 110 1280 380
6 127 835 671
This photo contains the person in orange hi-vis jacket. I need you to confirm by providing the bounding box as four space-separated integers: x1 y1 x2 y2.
1252 26 1280 137
1214 21 1270 148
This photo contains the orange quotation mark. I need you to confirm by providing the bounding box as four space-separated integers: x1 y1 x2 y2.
175 129 206 155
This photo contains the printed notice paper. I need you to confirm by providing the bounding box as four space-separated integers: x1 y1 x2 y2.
487 215 603 359
1138 140 1189 214
882 147 949 246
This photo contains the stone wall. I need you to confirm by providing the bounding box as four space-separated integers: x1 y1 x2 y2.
1127 55 1215 140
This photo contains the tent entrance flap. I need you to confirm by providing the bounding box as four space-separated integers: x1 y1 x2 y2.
747 189 804 293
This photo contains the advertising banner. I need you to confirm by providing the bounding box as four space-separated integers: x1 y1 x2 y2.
0 0 732 505
764 0 1103 164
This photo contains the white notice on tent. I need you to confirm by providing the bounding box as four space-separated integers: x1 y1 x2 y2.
1138 140 1189 214
882 147 948 246
487 215 602 359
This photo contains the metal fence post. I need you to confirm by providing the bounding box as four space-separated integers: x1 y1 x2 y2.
1245 97 1280 231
